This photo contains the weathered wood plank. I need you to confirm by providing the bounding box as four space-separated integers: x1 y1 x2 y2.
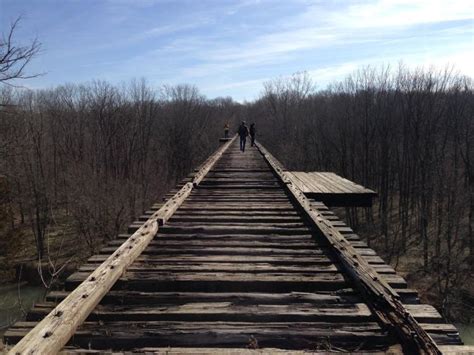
77 262 340 273
103 240 321 251
26 302 375 323
58 347 390 354
65 271 349 293
157 225 313 235
6 321 392 351
86 254 336 264
116 233 315 242
46 291 361 305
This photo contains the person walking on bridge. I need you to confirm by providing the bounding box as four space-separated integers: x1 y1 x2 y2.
249 123 256 146
238 121 249 152
224 122 230 138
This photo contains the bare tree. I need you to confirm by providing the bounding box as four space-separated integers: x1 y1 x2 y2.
0 16 41 85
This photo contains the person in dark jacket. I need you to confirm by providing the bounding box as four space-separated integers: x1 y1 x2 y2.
249 123 256 146
238 121 249 152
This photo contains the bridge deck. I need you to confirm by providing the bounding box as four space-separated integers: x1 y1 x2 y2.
4 141 465 353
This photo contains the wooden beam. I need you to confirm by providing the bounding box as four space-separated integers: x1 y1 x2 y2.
256 142 442 355
150 183 193 225
8 136 236 355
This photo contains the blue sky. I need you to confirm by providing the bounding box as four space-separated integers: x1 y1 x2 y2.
1 0 473 101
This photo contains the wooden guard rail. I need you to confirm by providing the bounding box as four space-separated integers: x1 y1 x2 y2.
256 142 442 355
8 135 237 355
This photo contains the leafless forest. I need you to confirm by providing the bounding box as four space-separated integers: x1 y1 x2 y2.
248 67 473 321
0 65 473 322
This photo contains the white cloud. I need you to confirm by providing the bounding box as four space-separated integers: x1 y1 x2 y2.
327 0 473 30
305 46 474 88
168 0 473 81
414 48 474 77
203 77 268 92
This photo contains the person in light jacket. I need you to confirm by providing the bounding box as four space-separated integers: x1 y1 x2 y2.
224 122 230 138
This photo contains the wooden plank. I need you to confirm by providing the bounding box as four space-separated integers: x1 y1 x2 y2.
75 268 403 288
86 254 337 264
312 172 375 195
172 210 301 216
25 305 446 325
26 302 375 323
284 172 309 192
65 272 406 293
66 271 347 286
77 262 340 273
312 172 354 193
177 205 294 210
326 172 375 193
317 172 360 192
6 322 392 351
45 291 361 305
58 347 390 354
165 221 308 227
189 190 286 195
116 233 315 242
86 252 389 266
107 239 318 249
96 246 338 256
294 172 331 193
196 185 281 190
437 346 474 354
156 225 311 235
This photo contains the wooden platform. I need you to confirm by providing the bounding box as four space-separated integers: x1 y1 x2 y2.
3 140 468 354
286 171 377 207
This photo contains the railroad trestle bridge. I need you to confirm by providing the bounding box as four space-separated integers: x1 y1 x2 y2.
4 136 472 354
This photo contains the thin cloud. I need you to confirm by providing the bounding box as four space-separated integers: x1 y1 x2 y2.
166 0 473 81
329 0 473 29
